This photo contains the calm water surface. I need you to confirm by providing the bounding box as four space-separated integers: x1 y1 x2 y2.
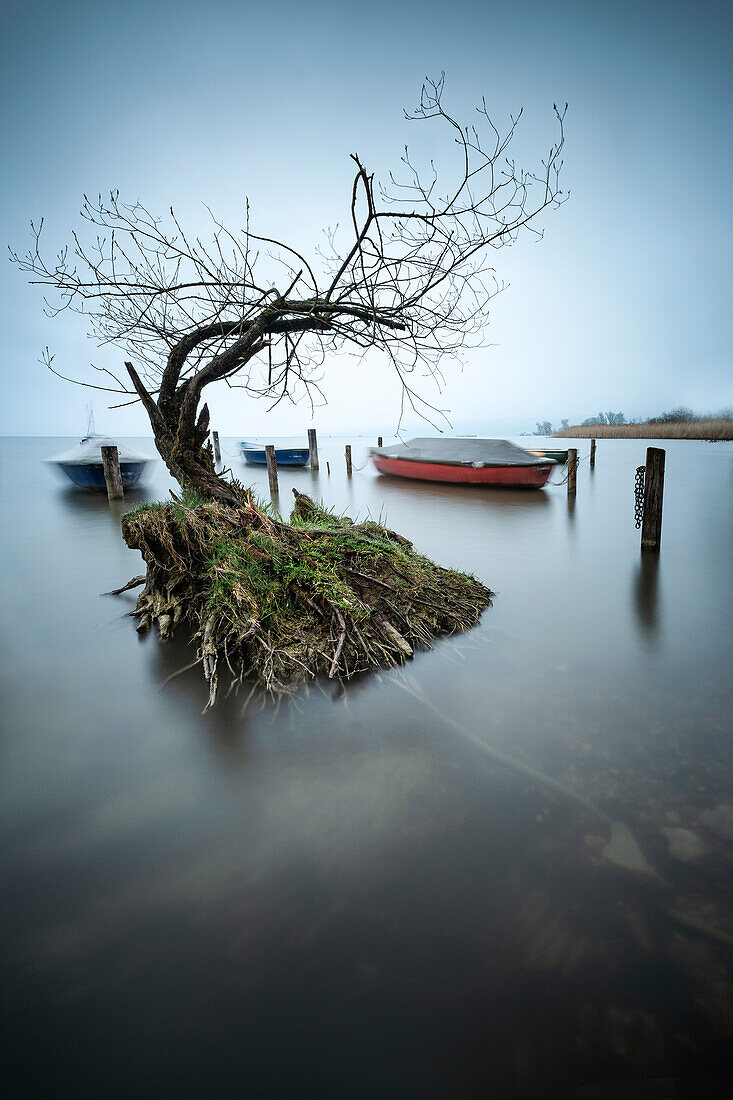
1 435 731 1098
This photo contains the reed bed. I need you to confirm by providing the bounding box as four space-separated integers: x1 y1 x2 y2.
553 420 732 441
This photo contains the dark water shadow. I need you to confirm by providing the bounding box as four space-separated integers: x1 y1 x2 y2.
633 551 662 643
375 473 552 513
239 460 314 476
146 630 265 763
56 484 152 514
566 495 577 528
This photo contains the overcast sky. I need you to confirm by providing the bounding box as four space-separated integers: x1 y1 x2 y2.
2 0 731 437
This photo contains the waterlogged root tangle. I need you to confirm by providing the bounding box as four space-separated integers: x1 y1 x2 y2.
120 487 492 701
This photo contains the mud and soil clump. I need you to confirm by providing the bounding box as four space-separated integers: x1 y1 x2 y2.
120 486 492 702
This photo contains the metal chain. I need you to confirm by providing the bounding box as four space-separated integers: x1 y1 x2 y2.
351 454 372 472
634 466 646 528
548 451 587 486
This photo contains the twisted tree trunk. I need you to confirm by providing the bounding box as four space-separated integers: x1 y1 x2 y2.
124 359 245 505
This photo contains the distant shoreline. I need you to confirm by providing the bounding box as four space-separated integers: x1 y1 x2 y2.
553 420 732 441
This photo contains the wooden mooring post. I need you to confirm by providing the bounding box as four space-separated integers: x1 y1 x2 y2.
212 431 221 464
265 445 279 494
567 448 577 496
345 445 353 476
101 445 124 501
590 438 596 469
641 447 665 552
307 428 319 470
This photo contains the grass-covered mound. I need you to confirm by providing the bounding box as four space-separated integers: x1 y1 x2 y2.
120 486 492 702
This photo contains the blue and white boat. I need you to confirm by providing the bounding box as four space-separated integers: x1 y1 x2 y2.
46 434 151 490
240 441 310 467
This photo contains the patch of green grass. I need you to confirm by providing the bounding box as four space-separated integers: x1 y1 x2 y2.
124 498 169 520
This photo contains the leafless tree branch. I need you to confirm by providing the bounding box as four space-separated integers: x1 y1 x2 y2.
11 77 567 499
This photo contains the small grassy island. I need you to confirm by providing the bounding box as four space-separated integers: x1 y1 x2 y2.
121 487 492 701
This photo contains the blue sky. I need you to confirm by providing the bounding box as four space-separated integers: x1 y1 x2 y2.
2 0 731 435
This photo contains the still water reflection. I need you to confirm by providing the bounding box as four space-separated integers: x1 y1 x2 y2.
634 552 662 642
1 436 731 1098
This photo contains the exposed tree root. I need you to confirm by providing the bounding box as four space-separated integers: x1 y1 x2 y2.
103 575 147 596
118 486 492 698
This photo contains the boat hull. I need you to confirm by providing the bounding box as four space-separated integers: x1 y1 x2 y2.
55 461 147 490
241 447 309 467
371 454 553 488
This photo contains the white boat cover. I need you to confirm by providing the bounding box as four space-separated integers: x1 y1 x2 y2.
371 437 553 468
45 437 151 466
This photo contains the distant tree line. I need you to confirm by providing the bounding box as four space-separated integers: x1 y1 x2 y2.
646 406 696 424
534 406 731 435
535 412 623 435
581 411 627 426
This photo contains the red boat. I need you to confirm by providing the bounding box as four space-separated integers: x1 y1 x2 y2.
370 438 555 488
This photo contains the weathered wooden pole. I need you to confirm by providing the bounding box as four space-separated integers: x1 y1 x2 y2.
345 445 353 476
641 447 665 552
567 448 577 496
590 438 596 468
101 445 124 501
377 436 383 447
265 445 279 494
307 428 319 470
212 431 221 464
326 461 331 476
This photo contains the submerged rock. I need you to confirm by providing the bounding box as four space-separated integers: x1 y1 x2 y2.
601 821 658 878
660 826 707 863
698 804 733 842
669 896 733 948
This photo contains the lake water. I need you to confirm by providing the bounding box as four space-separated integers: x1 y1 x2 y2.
1 435 731 1098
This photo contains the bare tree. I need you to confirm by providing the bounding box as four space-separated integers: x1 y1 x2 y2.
12 76 567 503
